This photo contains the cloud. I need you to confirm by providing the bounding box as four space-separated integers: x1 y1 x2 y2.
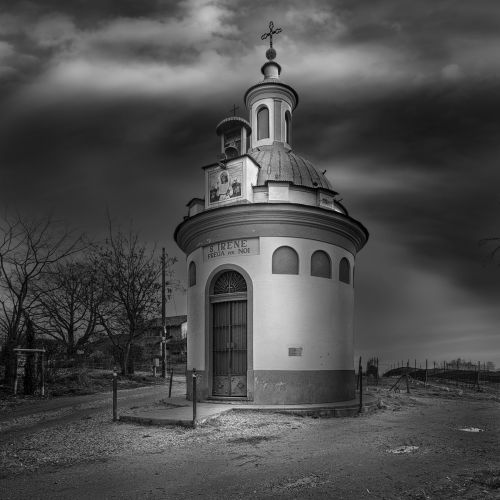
0 41 15 60
30 14 76 48
441 63 463 81
1 0 500 367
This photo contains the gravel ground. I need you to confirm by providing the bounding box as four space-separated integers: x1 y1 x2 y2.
0 380 499 499
0 406 308 476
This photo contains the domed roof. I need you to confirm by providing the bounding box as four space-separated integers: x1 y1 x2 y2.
215 116 251 136
248 143 334 191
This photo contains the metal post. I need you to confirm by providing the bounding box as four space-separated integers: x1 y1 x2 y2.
112 369 118 422
192 368 197 427
425 359 428 388
358 357 363 413
476 361 480 390
169 368 174 398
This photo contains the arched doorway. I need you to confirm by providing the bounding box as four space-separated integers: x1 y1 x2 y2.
210 270 248 397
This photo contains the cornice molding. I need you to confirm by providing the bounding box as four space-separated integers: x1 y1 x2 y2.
174 203 368 256
244 83 298 110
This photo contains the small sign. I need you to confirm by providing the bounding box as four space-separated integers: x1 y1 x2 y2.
203 238 259 261
288 347 303 357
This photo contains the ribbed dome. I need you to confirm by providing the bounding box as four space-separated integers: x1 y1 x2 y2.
248 143 334 191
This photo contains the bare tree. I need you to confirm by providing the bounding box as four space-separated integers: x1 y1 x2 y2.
0 213 82 384
93 222 176 375
34 259 102 358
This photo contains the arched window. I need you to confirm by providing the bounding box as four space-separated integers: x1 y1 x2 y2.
257 106 269 140
311 250 331 278
272 246 299 275
188 261 196 287
339 257 350 284
285 110 291 144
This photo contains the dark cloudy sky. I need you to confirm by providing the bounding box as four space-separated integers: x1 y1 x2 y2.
1 0 499 369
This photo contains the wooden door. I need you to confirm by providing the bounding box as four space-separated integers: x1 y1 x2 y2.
212 300 247 397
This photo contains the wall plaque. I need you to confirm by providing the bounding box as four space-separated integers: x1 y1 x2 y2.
288 347 303 357
203 238 259 261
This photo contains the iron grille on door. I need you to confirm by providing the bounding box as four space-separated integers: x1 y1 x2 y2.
212 271 247 397
213 271 247 294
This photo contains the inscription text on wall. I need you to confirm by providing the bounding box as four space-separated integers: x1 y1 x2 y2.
204 238 259 261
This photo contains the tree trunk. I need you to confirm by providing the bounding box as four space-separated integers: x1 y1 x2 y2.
123 342 134 375
127 353 135 375
66 344 77 359
3 338 17 386
23 318 37 395
120 343 130 376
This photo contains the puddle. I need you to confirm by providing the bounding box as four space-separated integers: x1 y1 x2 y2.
459 427 484 433
387 445 419 454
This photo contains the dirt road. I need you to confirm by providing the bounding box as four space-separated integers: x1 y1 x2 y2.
1 384 499 499
0 376 185 439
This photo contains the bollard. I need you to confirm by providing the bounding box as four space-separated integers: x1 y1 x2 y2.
358 357 363 413
168 368 174 398
192 368 197 427
112 369 118 422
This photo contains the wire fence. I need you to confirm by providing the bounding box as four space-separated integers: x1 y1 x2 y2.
44 358 187 376
361 358 500 394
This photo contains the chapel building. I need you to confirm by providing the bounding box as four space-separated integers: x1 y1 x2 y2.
174 30 368 404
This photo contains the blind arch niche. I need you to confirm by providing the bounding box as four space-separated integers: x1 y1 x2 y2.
311 250 331 278
339 257 351 284
272 246 299 275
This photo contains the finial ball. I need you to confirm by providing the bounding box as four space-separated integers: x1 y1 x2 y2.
266 47 277 60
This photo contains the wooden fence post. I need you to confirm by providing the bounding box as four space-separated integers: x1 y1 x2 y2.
168 368 174 398
358 357 363 413
112 369 118 422
406 360 410 393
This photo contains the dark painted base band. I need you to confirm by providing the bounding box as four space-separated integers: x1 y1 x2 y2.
253 370 355 404
186 369 355 404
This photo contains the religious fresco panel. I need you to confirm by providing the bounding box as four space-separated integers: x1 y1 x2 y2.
209 164 243 205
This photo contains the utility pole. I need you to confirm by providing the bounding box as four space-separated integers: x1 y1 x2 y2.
161 248 167 379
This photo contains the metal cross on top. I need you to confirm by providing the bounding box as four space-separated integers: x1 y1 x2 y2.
261 21 282 49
